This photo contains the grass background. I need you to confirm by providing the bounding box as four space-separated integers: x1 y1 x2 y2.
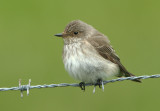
0 0 160 111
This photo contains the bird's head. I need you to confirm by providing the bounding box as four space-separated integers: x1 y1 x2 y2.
55 20 95 39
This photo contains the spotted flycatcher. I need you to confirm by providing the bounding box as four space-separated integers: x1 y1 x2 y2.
55 20 141 91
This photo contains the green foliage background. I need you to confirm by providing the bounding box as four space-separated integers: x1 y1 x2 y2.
0 0 160 111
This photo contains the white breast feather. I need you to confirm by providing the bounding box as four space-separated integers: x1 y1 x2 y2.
63 41 119 83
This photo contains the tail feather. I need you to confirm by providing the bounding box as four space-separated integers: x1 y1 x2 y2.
117 62 141 83
124 72 141 83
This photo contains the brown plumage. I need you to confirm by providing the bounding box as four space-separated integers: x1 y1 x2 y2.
87 34 141 82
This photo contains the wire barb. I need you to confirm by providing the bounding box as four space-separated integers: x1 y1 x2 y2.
27 79 31 96
18 79 31 98
0 74 160 97
102 81 104 92
19 79 23 98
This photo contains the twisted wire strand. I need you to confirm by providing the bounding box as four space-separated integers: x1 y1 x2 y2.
0 74 160 97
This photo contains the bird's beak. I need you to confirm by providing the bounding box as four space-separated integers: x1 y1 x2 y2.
54 33 63 37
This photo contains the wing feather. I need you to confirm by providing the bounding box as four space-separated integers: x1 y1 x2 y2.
87 35 141 82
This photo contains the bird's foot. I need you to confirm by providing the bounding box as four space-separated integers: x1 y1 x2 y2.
95 79 102 88
79 82 85 91
94 79 104 92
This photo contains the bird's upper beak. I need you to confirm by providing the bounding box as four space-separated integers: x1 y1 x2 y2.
54 33 63 37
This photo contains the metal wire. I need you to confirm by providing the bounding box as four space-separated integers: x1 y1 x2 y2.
0 74 160 97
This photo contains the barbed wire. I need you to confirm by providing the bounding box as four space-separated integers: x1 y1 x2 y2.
0 74 160 97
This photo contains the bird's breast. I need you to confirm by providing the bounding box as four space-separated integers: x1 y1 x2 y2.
62 41 119 83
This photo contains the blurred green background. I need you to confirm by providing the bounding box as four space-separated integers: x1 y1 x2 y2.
0 0 160 111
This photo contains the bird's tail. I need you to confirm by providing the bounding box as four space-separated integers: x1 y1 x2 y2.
124 72 141 83
117 62 141 83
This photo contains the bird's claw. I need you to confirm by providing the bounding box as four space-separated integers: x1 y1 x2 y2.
79 82 85 91
95 79 102 88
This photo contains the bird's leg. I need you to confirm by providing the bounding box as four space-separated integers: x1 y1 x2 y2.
79 82 85 91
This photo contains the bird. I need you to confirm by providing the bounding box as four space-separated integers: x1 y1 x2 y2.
54 20 141 92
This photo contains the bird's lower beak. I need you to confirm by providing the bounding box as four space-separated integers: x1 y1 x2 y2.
54 33 63 37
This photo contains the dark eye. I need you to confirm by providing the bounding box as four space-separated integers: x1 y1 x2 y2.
74 32 78 35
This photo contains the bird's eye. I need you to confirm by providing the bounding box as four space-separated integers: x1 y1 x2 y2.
74 32 78 35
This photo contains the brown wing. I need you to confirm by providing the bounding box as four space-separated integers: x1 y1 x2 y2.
87 35 141 82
